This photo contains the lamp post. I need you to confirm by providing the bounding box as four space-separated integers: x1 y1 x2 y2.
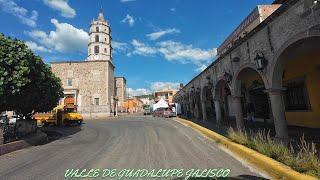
223 72 233 83
254 52 268 71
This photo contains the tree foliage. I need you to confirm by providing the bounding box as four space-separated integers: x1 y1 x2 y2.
0 33 63 116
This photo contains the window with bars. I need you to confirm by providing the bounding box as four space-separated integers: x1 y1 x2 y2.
284 79 310 111
96 27 99 32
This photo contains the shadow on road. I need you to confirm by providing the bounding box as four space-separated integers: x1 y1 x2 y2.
39 125 82 144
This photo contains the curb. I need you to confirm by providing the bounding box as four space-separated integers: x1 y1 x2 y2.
0 131 47 156
175 117 317 180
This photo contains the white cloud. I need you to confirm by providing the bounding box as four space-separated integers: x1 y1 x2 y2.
127 81 179 97
157 40 217 65
25 41 51 53
43 0 76 18
112 41 129 53
120 0 136 2
170 8 176 12
128 39 217 67
127 88 151 97
26 19 89 53
121 14 135 27
0 0 38 27
129 39 157 56
150 82 180 91
146 28 180 41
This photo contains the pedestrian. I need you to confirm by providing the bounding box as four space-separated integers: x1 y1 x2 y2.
246 101 255 124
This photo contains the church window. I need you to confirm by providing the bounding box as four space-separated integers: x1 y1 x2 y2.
67 78 72 86
94 46 99 54
94 98 100 105
95 35 99 42
96 27 99 32
104 48 107 53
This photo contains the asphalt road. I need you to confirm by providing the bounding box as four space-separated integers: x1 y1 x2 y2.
0 115 266 180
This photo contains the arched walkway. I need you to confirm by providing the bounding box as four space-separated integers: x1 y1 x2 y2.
201 85 215 121
268 26 320 139
232 65 274 132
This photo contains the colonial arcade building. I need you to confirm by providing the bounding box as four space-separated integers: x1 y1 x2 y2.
173 0 320 140
51 11 126 118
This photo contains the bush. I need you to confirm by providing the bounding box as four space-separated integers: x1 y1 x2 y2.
227 127 249 145
227 128 320 178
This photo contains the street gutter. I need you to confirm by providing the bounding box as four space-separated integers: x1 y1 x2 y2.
174 117 317 180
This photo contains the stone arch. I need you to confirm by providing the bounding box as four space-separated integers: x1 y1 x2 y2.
268 25 320 129
213 79 231 99
232 64 273 124
270 24 320 89
232 63 270 92
201 85 215 120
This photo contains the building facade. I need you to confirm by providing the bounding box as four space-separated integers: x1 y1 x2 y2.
154 90 177 105
51 11 124 119
173 0 320 140
122 97 144 113
115 77 127 112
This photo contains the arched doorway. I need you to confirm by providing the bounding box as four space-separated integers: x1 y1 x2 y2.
271 36 320 129
202 86 215 121
235 66 273 131
64 95 75 106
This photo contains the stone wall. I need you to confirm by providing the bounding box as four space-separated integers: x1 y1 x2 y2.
115 77 126 111
51 60 115 118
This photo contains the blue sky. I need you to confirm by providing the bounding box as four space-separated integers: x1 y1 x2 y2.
0 0 273 96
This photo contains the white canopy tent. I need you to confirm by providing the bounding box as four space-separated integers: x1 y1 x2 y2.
152 98 169 111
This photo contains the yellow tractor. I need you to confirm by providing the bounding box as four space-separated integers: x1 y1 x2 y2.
34 106 64 127
34 95 83 127
63 105 83 126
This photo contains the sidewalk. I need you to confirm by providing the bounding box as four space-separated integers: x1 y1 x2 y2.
180 116 320 158
0 130 47 156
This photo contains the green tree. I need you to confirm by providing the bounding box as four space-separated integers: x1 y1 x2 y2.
0 33 63 117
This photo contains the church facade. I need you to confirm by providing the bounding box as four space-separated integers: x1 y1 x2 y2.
51 11 125 119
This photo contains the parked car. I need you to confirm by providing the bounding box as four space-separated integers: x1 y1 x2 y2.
153 108 166 117
163 108 176 118
9 115 19 124
0 114 8 124
144 107 152 115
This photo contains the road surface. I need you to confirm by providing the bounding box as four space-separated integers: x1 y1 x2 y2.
0 115 266 179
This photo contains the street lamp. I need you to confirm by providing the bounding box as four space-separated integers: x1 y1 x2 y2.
223 72 233 83
254 52 268 71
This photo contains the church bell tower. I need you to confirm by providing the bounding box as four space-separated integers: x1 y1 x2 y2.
87 10 112 61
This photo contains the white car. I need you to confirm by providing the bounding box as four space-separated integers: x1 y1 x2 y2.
0 115 18 124
9 115 18 124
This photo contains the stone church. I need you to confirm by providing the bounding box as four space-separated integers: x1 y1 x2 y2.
51 11 126 119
